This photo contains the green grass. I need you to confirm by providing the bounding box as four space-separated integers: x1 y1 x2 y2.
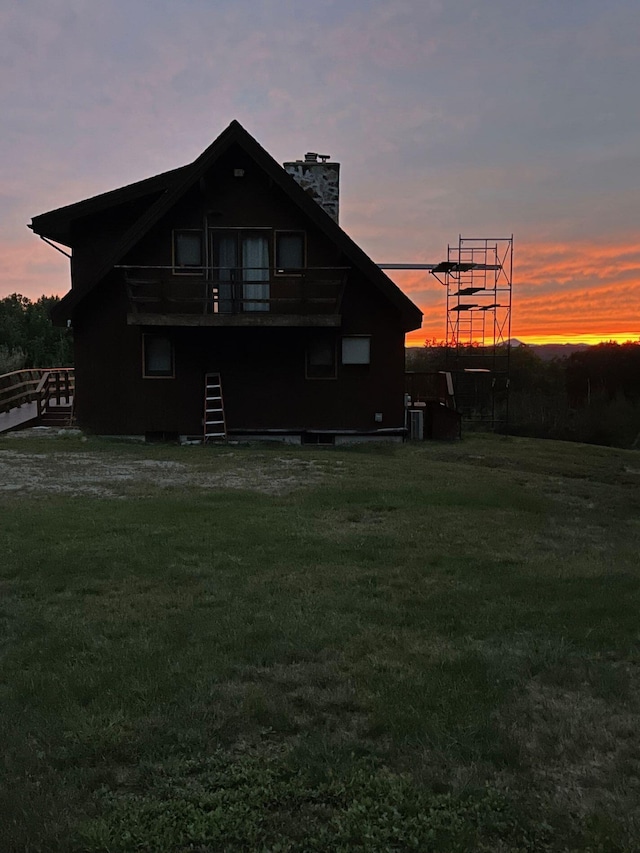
1 433 640 851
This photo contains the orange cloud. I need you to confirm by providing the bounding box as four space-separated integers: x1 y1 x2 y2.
403 238 640 347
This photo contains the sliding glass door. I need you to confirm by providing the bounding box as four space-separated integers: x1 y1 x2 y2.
241 234 269 312
210 230 270 312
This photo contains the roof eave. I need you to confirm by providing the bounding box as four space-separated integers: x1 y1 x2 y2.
30 165 188 244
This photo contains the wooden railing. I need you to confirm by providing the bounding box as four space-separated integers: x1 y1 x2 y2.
118 266 347 317
36 369 75 421
0 369 45 414
0 368 74 416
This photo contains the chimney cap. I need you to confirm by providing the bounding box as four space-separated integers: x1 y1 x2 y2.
303 152 332 163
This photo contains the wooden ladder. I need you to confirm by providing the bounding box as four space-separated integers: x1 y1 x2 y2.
203 373 227 443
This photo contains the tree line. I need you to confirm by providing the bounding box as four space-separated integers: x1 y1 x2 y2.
408 341 640 449
0 294 73 373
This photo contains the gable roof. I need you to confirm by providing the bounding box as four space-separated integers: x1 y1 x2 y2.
31 120 422 331
30 165 188 246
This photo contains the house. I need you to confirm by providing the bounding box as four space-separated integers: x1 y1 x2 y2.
30 120 422 443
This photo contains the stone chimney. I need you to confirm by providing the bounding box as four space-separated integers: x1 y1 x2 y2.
283 152 340 224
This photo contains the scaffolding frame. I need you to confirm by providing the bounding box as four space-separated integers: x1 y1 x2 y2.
431 236 513 429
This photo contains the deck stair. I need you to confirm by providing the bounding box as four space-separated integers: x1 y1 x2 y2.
203 372 227 443
36 370 75 428
37 401 75 427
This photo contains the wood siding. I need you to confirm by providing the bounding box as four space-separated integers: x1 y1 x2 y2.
65 140 411 436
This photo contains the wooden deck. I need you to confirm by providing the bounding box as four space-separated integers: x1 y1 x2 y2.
0 368 75 434
0 402 38 433
0 399 75 434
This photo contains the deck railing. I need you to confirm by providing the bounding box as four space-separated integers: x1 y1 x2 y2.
117 266 347 316
0 368 74 416
0 369 45 414
35 369 75 421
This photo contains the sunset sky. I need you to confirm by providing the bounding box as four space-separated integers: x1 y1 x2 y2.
2 0 639 346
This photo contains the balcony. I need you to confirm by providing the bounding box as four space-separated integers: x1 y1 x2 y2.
120 266 347 327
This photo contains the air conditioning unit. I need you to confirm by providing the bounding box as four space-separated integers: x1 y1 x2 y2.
409 409 424 440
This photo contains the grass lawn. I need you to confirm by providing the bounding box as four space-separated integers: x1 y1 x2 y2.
1 433 639 852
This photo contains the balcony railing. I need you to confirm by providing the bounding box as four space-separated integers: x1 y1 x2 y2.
118 266 347 320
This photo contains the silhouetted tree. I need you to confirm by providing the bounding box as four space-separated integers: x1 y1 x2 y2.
407 339 640 448
566 342 640 406
0 294 73 371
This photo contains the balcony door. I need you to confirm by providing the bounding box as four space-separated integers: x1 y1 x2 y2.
210 230 270 312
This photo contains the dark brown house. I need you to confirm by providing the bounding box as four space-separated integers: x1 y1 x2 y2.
30 121 422 443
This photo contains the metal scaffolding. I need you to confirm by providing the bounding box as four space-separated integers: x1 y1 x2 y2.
431 236 513 429
379 234 514 431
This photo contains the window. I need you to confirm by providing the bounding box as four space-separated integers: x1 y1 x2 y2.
143 335 174 378
173 230 202 273
275 232 305 273
342 336 371 365
306 337 336 379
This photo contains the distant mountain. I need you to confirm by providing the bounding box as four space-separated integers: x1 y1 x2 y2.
407 340 593 362
509 340 590 361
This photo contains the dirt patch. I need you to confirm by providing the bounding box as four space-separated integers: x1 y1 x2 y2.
0 448 332 498
500 677 640 822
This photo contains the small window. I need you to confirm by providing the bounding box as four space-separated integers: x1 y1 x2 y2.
342 336 371 365
275 232 304 273
173 230 202 273
143 335 174 378
306 337 336 379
